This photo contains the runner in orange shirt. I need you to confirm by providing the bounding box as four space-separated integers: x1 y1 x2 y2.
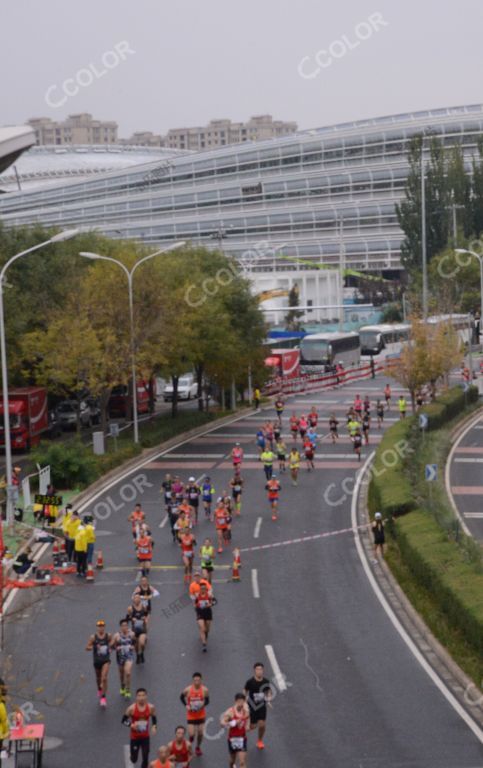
180 672 210 756
179 530 196 583
128 503 145 541
265 475 281 521
136 525 153 578
214 499 229 553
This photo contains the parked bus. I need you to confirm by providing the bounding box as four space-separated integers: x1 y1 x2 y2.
359 324 411 356
300 332 360 373
426 314 472 346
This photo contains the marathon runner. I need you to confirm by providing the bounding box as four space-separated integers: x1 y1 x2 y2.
273 420 281 445
384 383 392 409
244 663 272 750
180 672 210 756
255 427 266 454
265 474 281 521
329 414 339 444
194 582 215 652
136 525 153 577
214 499 229 553
185 477 201 525
398 395 407 419
174 510 192 540
264 421 275 451
289 447 300 486
200 540 215 583
275 437 287 473
353 429 363 461
122 687 157 768
179 529 196 583
308 407 318 428
201 476 215 520
274 397 284 424
372 511 385 562
85 620 111 708
289 412 299 443
298 414 308 440
111 619 136 699
223 494 233 543
362 411 371 445
126 594 149 664
260 447 275 481
376 399 385 429
161 474 173 511
230 471 243 514
347 415 361 439
128 503 146 541
189 570 213 601
303 437 315 471
363 394 371 414
149 745 173 768
231 443 244 470
168 725 193 766
354 394 363 419
172 476 185 505
132 576 157 622
221 693 250 768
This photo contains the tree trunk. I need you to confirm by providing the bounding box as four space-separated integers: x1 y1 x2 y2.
147 376 156 415
170 375 179 418
100 390 111 433
195 364 204 412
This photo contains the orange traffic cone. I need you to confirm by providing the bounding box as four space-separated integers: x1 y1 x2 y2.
52 540 59 556
60 540 66 554
86 563 95 582
96 550 104 569
232 548 241 582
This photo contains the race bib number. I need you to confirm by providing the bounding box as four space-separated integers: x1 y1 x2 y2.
229 737 245 751
198 600 209 609
253 692 265 703
134 619 144 631
189 699 203 712
98 645 108 656
136 719 148 732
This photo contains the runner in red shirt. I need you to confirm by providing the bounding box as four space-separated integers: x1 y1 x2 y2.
289 412 299 443
304 437 315 471
353 394 362 418
298 415 308 440
231 443 244 470
308 407 318 428
194 583 214 652
128 503 145 541
168 725 192 766
180 672 210 756
123 687 157 768
136 525 153 578
221 693 250 768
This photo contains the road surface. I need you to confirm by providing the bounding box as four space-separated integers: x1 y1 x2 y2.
3 377 483 767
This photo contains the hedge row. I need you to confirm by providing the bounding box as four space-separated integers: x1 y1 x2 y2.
393 510 483 657
369 386 479 518
421 385 479 432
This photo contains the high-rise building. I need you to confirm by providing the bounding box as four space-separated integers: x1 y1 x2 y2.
162 115 298 150
28 113 118 146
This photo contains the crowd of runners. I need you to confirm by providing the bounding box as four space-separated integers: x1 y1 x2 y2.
80 382 406 766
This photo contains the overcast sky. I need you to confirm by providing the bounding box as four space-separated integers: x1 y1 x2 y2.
2 0 482 137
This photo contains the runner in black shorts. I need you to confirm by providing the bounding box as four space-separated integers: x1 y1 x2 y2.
195 583 214 652
85 620 111 708
244 663 272 750
221 693 250 768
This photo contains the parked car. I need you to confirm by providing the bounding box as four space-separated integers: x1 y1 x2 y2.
80 397 101 426
56 400 92 430
163 374 198 402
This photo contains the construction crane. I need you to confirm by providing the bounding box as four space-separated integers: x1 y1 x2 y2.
256 289 289 303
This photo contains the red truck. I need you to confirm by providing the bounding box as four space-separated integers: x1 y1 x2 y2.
108 382 150 418
0 387 49 451
265 349 301 381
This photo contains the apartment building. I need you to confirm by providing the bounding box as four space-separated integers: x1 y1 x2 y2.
28 113 118 145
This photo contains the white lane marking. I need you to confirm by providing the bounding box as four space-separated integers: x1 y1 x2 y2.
159 514 168 528
454 458 483 463
124 744 131 768
254 517 262 539
445 410 483 537
464 512 483 518
265 644 287 692
351 454 483 745
251 568 260 599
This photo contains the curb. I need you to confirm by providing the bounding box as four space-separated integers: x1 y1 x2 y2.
356 457 483 729
445 405 483 540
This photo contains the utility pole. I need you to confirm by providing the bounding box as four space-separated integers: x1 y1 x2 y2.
421 145 428 321
338 216 345 332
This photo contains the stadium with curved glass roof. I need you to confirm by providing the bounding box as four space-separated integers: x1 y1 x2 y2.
0 104 482 275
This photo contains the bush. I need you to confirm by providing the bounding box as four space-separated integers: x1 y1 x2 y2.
369 419 415 517
393 510 483 657
32 440 98 489
422 385 478 431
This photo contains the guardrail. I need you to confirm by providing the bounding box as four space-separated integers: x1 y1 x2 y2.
263 357 397 397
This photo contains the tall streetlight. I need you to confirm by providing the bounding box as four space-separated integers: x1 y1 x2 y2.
455 248 483 350
79 242 186 443
0 229 79 525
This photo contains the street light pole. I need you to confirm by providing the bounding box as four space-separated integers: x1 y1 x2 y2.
455 248 483 351
80 242 186 443
0 229 79 526
421 146 428 320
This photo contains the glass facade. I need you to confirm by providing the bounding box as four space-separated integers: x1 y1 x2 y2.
1 104 483 273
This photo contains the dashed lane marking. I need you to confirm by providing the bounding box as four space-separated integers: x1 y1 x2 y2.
253 517 262 539
252 569 260 599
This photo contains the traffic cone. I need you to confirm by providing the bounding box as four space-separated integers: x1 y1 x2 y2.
232 548 241 582
52 540 59 555
96 550 104 569
60 540 66 554
86 563 95 582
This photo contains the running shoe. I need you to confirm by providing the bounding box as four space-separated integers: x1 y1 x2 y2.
100 696 107 708
120 687 126 696
202 643 207 653
195 747 203 756
257 740 265 750
124 689 132 699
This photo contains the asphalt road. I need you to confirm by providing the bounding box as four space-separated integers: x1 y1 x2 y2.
3 376 483 767
449 412 483 541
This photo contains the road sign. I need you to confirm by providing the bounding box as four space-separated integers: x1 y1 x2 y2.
419 414 428 430
109 422 120 438
425 464 437 482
